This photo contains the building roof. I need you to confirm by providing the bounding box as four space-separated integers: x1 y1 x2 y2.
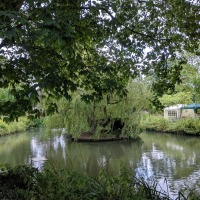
164 104 185 111
182 103 200 109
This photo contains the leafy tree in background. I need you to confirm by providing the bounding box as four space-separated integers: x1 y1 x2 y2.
159 91 192 107
0 0 199 120
159 53 200 107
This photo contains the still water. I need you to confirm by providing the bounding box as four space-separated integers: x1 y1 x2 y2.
0 130 200 198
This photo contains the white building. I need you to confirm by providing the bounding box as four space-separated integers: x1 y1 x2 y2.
164 104 185 120
164 103 200 120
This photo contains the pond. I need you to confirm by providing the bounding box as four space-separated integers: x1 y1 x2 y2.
0 130 200 199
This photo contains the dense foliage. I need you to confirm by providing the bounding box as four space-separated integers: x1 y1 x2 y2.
141 114 200 135
43 79 152 138
159 53 200 107
0 0 199 120
0 117 27 136
0 116 43 136
0 164 198 200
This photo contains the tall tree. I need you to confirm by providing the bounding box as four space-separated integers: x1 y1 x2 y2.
159 53 200 106
0 0 199 119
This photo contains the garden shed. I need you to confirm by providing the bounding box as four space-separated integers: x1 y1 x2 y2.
181 103 200 118
164 104 185 120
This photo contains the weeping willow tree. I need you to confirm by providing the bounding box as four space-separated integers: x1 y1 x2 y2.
44 79 152 139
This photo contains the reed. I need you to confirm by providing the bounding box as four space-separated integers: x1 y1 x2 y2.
1 164 198 200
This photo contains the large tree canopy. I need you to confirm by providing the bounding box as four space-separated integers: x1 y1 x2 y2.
0 0 199 119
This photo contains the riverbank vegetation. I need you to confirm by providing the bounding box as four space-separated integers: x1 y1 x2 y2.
0 164 199 200
0 117 27 136
0 117 43 136
141 114 200 135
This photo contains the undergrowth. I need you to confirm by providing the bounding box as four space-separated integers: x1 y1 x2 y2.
141 114 200 135
0 164 199 200
0 117 27 136
0 117 43 136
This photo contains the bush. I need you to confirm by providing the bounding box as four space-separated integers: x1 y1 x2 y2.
167 118 200 135
0 122 9 136
142 114 200 135
0 117 27 136
1 164 194 200
0 164 199 200
141 115 169 132
26 118 44 129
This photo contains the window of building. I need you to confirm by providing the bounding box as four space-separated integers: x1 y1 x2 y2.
168 110 177 119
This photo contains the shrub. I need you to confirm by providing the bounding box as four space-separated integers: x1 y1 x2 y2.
0 164 198 200
141 115 169 132
0 117 27 136
26 118 44 129
142 114 200 135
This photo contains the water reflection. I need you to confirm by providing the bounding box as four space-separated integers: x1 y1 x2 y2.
139 133 200 197
0 131 200 198
0 133 31 166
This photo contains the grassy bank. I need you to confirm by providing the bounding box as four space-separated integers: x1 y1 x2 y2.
0 117 43 136
141 114 200 135
0 164 198 200
0 117 28 136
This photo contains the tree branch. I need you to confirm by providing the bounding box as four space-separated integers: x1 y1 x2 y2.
80 5 161 40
